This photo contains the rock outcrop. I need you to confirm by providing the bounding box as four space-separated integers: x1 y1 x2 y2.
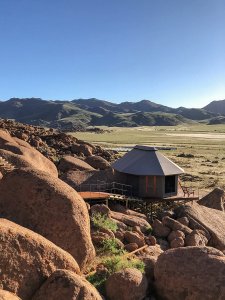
85 155 110 170
185 229 208 246
152 219 171 238
162 216 192 235
0 219 79 300
0 130 58 177
58 155 95 173
32 269 102 300
106 268 148 300
60 169 115 190
154 247 225 300
111 211 151 233
90 204 111 217
110 204 147 221
175 202 225 251
0 290 21 300
0 168 95 269
124 231 145 248
0 119 115 162
198 188 225 211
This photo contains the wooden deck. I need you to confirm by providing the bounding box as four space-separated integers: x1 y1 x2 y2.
78 191 130 207
78 191 110 200
144 196 199 204
79 191 199 203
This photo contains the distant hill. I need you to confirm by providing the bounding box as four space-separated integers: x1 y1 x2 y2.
207 116 225 125
0 97 221 130
203 100 225 115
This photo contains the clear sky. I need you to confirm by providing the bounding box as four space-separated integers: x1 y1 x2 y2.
0 0 225 108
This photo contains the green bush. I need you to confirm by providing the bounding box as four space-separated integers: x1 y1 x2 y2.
100 238 125 255
86 272 106 294
145 226 153 235
87 255 145 293
103 255 145 274
91 213 118 232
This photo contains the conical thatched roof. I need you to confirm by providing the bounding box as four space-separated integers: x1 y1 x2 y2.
112 145 184 176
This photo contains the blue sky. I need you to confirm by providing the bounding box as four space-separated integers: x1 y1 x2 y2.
0 0 224 107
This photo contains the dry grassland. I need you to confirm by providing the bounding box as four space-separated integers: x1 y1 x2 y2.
72 124 225 194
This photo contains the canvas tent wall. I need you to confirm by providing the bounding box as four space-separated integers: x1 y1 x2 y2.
112 145 184 198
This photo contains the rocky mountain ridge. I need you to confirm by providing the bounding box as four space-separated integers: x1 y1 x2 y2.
0 119 116 163
0 97 223 130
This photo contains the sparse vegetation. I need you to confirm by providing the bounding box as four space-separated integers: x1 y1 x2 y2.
87 272 107 293
99 238 125 255
103 255 145 274
74 124 225 194
177 153 195 158
91 213 118 232
87 220 145 293
145 226 153 235
87 255 145 293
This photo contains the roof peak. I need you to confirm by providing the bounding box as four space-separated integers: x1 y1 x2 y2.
134 145 177 151
134 145 158 151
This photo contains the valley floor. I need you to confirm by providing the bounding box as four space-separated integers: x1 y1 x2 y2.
72 124 225 194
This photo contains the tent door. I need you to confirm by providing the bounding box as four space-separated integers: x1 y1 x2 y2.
165 175 176 194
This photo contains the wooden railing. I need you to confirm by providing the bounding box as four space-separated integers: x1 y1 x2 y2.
79 180 133 197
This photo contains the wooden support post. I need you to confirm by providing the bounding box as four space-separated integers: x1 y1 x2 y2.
150 202 153 223
123 245 148 258
145 176 148 193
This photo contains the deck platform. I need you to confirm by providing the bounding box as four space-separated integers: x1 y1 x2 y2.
79 191 110 200
78 191 131 206
79 191 199 203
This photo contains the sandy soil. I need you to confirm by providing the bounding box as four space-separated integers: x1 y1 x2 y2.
166 133 225 139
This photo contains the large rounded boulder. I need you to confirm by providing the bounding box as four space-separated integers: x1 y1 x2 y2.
198 188 225 211
32 269 102 300
58 155 95 173
0 130 57 177
0 219 79 300
106 268 148 300
0 290 21 300
60 168 115 190
154 246 225 300
85 155 110 170
0 168 95 269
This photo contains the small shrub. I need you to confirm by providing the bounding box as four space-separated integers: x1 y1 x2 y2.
177 153 195 158
86 255 144 294
103 255 145 274
212 160 218 164
145 226 153 235
91 213 118 232
100 238 125 255
87 272 106 293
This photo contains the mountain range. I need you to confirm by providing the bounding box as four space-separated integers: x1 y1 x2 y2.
0 98 224 130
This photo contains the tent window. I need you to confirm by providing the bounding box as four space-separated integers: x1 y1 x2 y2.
165 176 175 194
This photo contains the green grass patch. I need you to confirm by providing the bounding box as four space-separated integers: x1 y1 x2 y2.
103 255 145 274
87 272 107 294
91 213 118 232
73 124 225 193
86 255 145 294
145 226 153 235
99 238 125 255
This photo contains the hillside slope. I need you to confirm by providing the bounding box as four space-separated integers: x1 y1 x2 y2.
0 97 219 130
203 100 225 115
